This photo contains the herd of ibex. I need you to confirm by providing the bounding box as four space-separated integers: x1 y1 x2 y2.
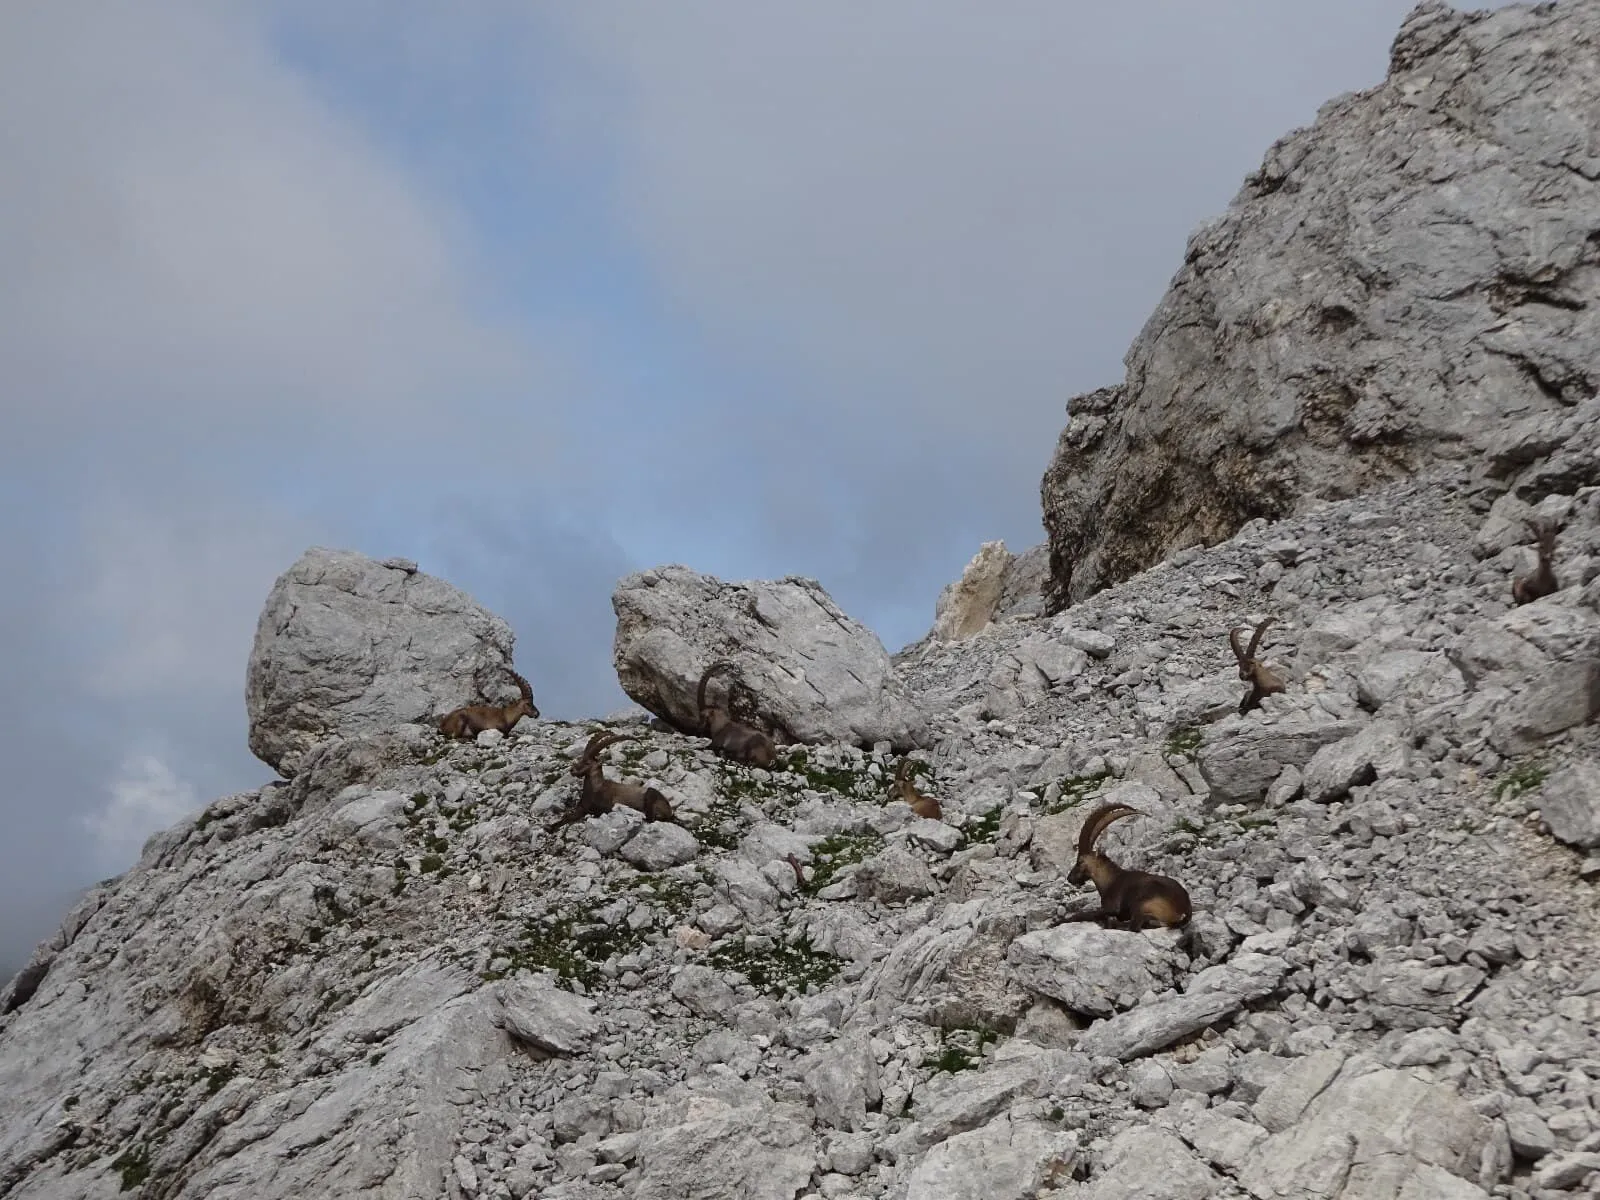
422 518 1561 932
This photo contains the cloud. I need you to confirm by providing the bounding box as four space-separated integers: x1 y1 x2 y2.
80 752 201 871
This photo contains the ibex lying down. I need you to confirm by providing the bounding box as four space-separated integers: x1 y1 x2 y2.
696 661 778 769
1230 617 1285 715
889 759 941 821
1063 803 1192 930
556 730 674 826
1512 518 1559 605
438 668 539 739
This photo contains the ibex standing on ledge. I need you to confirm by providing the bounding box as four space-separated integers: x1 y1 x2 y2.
438 668 539 740
556 730 675 826
695 661 778 769
1063 803 1192 930
1230 617 1285 715
1512 518 1559 605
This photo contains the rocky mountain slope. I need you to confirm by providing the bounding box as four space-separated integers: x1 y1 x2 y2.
5 2 1600 1198
1041 0 1600 610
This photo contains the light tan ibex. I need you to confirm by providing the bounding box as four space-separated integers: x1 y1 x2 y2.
1063 803 1192 930
696 661 778 769
438 668 539 740
889 759 941 821
1230 617 1285 715
556 730 675 826
1512 518 1559 605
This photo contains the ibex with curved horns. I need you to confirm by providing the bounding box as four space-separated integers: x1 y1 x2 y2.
889 759 941 821
1512 518 1559 605
1063 803 1191 930
438 668 539 740
695 661 778 769
1230 617 1285 715
557 730 674 826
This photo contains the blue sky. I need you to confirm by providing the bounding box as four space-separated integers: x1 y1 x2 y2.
0 0 1476 970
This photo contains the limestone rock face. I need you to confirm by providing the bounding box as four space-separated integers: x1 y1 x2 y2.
1041 0 1600 609
246 547 532 777
932 541 1012 642
612 565 928 750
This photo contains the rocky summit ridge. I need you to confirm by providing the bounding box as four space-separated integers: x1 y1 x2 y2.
6 2 1600 1199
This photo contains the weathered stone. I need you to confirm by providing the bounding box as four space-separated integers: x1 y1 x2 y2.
1301 720 1410 803
1488 658 1600 755
1535 762 1600 849
853 846 936 905
1075 1126 1221 1199
932 541 1013 642
1197 721 1360 804
1007 926 1179 1018
1041 0 1600 608
620 822 701 870
1075 990 1242 1062
1356 651 1464 712
246 547 533 777
903 1114 1077 1200
496 977 601 1057
612 565 927 749
631 1083 816 1200
800 1035 880 1133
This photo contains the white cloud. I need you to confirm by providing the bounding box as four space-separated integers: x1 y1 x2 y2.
81 752 201 870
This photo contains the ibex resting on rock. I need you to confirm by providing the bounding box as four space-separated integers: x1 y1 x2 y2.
556 730 674 826
889 759 941 821
1512 518 1559 606
1230 617 1285 715
1063 803 1192 930
438 668 539 739
696 661 778 769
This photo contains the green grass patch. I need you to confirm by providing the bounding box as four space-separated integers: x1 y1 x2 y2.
1164 726 1203 759
112 1143 151 1192
1043 771 1110 815
804 832 886 894
484 896 656 990
1494 761 1548 803
965 804 1005 844
705 935 843 997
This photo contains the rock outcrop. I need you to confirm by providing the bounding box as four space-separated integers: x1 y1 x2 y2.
246 547 534 777
612 565 928 750
1041 0 1600 609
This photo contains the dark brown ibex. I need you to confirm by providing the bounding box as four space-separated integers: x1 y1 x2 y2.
1512 518 1559 605
1063 803 1192 930
1230 617 1285 715
438 668 539 739
695 661 778 768
557 730 674 826
889 759 942 821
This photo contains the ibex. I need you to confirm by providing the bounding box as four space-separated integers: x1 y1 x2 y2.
889 759 942 821
1512 518 1559 605
1063 803 1192 930
695 661 778 768
1230 617 1285 715
558 730 674 825
438 668 539 739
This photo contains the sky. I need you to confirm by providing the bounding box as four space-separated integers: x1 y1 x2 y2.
0 0 1494 974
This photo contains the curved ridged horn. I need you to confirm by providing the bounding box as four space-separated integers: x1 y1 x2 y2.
1076 803 1142 857
1245 616 1276 661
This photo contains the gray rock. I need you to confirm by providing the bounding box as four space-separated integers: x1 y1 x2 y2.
1488 658 1600 755
891 1048 1077 1158
1536 762 1600 849
630 1084 816 1200
853 846 936 905
801 1035 880 1133
670 966 738 1020
1250 1048 1346 1133
1361 960 1486 1031
612 565 927 749
620 822 701 870
496 977 601 1057
1179 1110 1267 1174
1007 925 1179 1018
1040 0 1600 607
1197 721 1360 804
1240 1064 1494 1200
1075 1126 1222 1199
1356 650 1464 712
246 547 533 777
902 1113 1077 1200
1075 990 1242 1062
1301 720 1410 803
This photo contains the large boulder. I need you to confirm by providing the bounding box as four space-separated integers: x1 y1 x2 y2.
612 565 928 749
1040 0 1600 609
246 547 533 777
